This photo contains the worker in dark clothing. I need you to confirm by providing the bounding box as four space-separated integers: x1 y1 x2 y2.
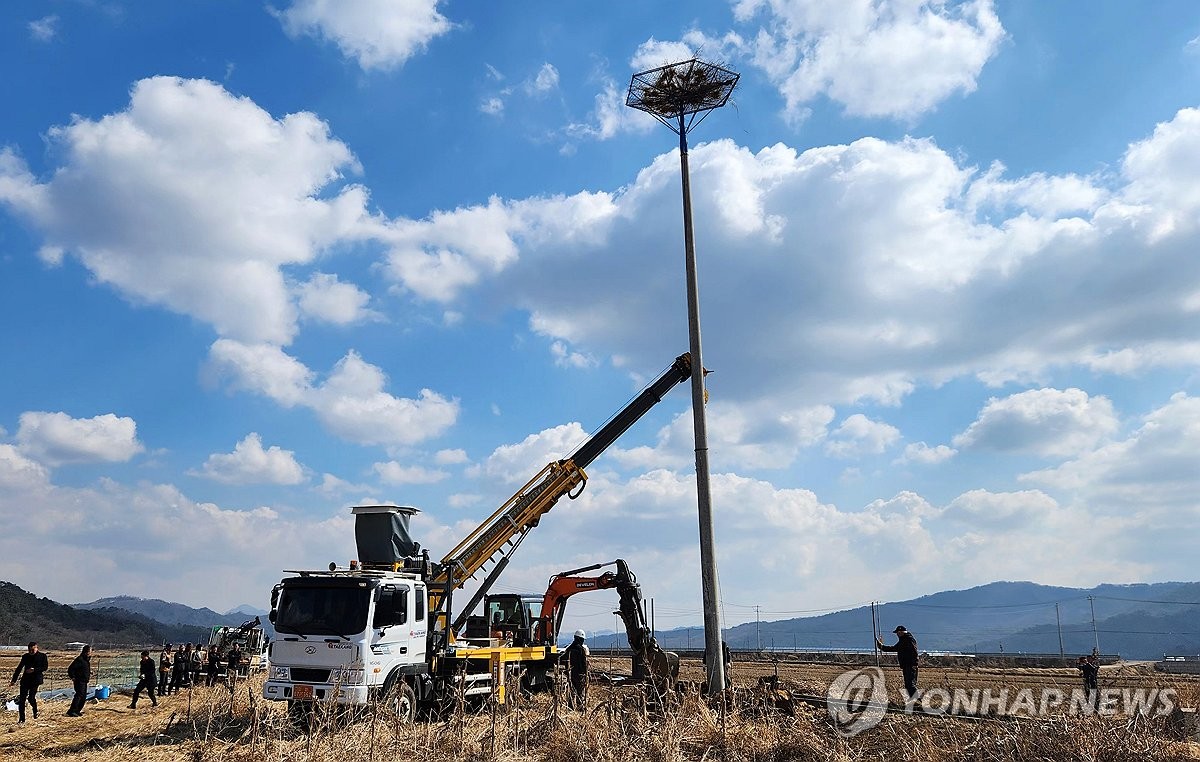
66 644 92 716
129 650 159 708
1078 655 1100 707
171 644 188 691
877 625 920 699
206 645 223 687
9 642 48 722
226 644 243 694
702 640 733 690
560 629 590 710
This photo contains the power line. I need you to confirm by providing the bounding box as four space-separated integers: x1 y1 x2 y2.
1094 596 1200 606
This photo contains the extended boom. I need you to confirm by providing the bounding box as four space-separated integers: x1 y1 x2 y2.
434 352 692 625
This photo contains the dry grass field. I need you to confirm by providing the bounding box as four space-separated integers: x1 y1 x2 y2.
2 650 1198 761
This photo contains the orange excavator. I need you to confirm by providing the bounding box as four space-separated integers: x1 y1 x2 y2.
482 559 679 696
465 561 676 696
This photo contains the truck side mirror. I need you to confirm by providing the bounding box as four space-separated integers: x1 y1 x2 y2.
268 609 277 624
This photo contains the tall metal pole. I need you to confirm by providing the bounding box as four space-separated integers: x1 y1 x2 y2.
872 601 880 666
1056 603 1065 658
627 57 738 698
677 119 726 694
755 604 761 652
1088 596 1100 655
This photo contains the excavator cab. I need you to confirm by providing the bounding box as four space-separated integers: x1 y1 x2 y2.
480 593 542 646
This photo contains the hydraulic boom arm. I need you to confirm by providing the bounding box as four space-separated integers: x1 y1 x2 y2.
536 559 679 692
430 353 692 621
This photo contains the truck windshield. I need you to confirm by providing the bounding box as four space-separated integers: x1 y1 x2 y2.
275 585 370 636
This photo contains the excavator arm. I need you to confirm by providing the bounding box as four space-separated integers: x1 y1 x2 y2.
430 353 692 626
535 559 679 694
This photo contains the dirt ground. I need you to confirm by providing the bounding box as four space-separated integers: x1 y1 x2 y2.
1 653 1197 761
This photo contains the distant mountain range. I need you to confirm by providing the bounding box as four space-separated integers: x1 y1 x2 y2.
0 581 208 647
226 604 268 618
9 578 1197 659
74 595 255 630
590 581 1200 661
0 581 277 648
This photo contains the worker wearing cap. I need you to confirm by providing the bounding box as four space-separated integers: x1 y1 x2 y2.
876 625 919 699
560 629 590 710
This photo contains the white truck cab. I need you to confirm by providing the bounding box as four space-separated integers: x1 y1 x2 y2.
264 507 428 714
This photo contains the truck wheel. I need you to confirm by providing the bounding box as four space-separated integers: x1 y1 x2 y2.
383 679 416 724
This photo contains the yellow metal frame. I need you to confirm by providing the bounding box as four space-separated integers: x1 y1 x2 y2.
429 460 585 612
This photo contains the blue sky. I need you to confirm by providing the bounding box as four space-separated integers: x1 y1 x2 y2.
2 1 1200 638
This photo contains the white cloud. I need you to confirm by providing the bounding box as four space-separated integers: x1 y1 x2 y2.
373 105 1200 450
736 0 1006 120
942 488 1058 528
196 433 306 485
630 30 746 73
479 97 504 116
317 472 371 496
550 341 597 369
825 414 900 458
380 191 617 303
207 340 313 407
565 80 658 141
954 388 1118 457
208 340 459 447
1118 107 1200 240
525 63 560 95
311 350 458 446
297 272 376 325
965 162 1107 220
0 474 356 611
434 448 468 465
0 77 372 345
29 15 59 42
16 412 144 466
611 402 833 472
1021 393 1200 513
0 415 1188 623
472 422 589 484
275 0 452 71
372 461 448 485
0 445 51 490
895 441 956 465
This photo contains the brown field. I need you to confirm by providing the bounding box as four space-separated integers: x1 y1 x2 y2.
2 650 1198 761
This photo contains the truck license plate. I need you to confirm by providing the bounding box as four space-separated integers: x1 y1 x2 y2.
293 685 313 700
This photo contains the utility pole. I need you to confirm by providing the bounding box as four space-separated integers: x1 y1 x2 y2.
872 601 880 666
756 605 761 652
1088 596 1100 655
1056 603 1065 658
627 58 739 698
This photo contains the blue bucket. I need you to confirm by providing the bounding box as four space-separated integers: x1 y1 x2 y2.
94 685 110 700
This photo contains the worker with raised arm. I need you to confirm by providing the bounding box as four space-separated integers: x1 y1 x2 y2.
876 625 919 699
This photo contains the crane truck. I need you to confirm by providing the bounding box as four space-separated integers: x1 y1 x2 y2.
263 353 692 720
